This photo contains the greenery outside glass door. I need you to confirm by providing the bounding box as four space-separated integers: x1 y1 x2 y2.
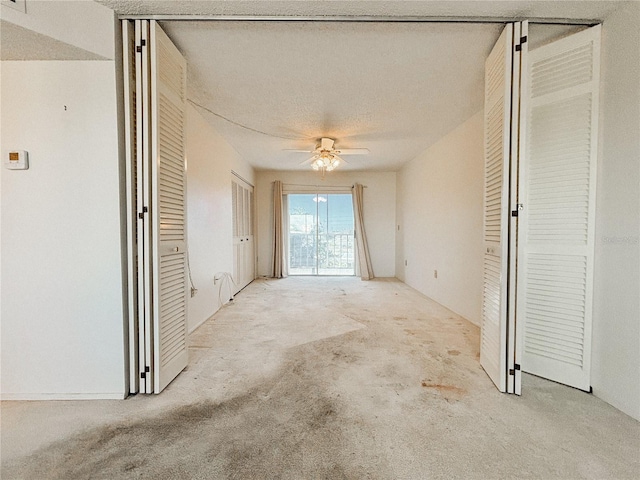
288 194 355 275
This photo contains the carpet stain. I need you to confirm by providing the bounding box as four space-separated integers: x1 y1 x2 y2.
447 350 461 356
2 348 391 480
5 278 636 479
421 382 467 401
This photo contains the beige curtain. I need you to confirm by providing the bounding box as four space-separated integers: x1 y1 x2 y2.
352 183 374 280
272 180 287 278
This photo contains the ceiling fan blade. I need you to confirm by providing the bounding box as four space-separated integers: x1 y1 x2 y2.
334 155 348 165
299 156 316 165
283 149 314 153
335 148 369 155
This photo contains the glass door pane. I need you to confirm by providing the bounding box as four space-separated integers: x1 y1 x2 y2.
288 193 355 276
318 194 355 275
288 194 317 275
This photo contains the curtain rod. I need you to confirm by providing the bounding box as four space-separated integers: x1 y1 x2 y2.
281 183 367 188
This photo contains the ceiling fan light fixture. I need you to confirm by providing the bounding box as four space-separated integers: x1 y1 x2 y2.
291 137 367 173
311 150 342 173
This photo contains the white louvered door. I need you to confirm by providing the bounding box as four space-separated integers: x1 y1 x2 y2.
480 24 514 393
123 20 140 394
232 181 244 293
149 21 188 393
508 21 527 395
136 20 154 394
245 188 255 285
232 176 255 294
517 26 601 391
125 20 190 394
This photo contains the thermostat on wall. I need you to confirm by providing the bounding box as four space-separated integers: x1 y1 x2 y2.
6 150 29 170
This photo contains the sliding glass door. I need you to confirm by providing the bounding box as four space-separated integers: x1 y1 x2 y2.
288 194 355 276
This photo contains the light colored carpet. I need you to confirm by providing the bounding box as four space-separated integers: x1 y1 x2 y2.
2 277 639 479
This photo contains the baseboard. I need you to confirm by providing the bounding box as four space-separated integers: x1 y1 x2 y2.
1 392 126 401
188 307 219 334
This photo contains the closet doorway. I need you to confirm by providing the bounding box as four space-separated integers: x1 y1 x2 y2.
288 193 355 276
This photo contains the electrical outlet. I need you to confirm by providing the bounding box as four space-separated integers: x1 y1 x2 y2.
434 270 438 279
190 287 198 297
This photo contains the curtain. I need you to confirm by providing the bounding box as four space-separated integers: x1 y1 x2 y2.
352 183 374 280
282 195 289 278
272 180 287 278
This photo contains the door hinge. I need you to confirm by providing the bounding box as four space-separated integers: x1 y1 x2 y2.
509 364 521 376
136 39 146 53
140 365 150 379
511 204 523 217
138 206 148 219
515 36 528 52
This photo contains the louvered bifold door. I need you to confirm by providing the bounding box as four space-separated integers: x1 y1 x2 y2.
136 20 154 395
507 21 527 395
480 24 515 393
149 20 188 394
246 187 255 285
232 181 244 294
231 178 255 293
122 20 140 394
517 26 601 391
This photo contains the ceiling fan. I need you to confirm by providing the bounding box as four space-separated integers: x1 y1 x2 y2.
285 138 369 172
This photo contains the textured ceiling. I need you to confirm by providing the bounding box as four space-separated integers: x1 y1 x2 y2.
94 1 623 171
164 20 501 171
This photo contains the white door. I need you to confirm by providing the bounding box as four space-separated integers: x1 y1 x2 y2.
232 176 255 293
508 21 528 396
149 20 189 393
480 24 515 393
244 188 255 284
517 26 601 391
127 20 188 394
135 20 154 394
480 23 528 393
122 20 139 394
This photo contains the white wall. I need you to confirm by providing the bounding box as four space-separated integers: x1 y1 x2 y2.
0 0 124 400
1 61 125 399
186 104 255 333
1 0 115 59
255 170 396 278
591 2 640 421
396 112 484 325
